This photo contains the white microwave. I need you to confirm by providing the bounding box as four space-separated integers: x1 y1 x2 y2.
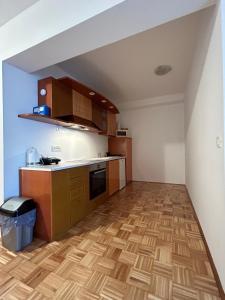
116 129 129 137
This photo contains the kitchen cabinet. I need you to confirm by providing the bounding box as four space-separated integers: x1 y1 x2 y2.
108 137 132 183
68 167 89 225
92 103 107 131
108 159 120 196
20 76 119 134
20 170 52 241
52 170 71 238
20 166 89 241
107 111 117 136
72 90 92 121
59 77 119 114
38 77 73 118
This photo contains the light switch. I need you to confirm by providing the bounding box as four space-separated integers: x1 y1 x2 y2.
216 136 223 149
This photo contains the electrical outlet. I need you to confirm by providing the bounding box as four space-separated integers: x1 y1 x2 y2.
51 145 61 152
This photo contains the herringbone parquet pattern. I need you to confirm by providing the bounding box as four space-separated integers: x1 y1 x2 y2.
0 182 221 299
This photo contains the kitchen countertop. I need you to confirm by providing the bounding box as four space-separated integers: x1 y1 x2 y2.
20 156 124 172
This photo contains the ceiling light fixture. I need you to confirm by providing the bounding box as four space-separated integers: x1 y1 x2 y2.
79 125 88 131
70 125 80 129
70 124 88 131
89 91 95 96
109 106 114 109
101 100 107 103
154 65 172 76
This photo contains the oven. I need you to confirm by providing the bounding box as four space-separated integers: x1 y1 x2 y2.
89 162 106 200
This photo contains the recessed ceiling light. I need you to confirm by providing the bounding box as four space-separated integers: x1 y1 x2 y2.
154 65 172 76
70 125 80 129
79 125 88 131
101 100 107 103
109 106 114 109
70 124 88 131
89 91 95 96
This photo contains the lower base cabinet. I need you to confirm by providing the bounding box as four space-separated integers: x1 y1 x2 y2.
20 160 121 241
20 166 90 241
108 159 120 196
68 167 89 226
52 170 71 239
52 167 89 239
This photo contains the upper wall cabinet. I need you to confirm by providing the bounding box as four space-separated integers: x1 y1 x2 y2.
92 103 107 132
19 76 119 135
72 90 92 121
58 77 119 114
38 77 73 118
107 111 117 136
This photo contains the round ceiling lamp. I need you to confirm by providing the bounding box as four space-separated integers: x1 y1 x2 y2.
154 65 172 76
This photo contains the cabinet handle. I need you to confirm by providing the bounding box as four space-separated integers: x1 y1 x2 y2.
93 169 106 175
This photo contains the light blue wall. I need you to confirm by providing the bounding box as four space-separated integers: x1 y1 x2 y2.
3 63 107 199
4 63 40 198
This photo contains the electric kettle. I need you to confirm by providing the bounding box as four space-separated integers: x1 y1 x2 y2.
26 147 39 166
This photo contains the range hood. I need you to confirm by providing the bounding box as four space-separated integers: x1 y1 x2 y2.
57 115 101 132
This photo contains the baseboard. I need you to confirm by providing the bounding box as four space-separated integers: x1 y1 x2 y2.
132 180 185 186
185 187 225 300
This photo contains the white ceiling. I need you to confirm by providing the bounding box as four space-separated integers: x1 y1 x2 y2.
4 0 214 73
58 10 203 103
0 0 39 27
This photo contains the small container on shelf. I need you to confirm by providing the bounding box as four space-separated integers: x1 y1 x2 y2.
33 105 50 116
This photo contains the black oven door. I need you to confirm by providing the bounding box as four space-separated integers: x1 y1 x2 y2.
89 168 106 200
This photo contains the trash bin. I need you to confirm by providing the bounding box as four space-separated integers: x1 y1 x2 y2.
0 197 36 251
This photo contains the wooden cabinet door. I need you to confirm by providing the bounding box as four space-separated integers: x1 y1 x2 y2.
108 137 132 183
108 137 125 156
92 103 107 131
72 90 92 121
108 160 119 196
20 170 52 241
52 170 71 240
38 77 73 118
68 167 89 226
52 81 73 118
107 112 117 136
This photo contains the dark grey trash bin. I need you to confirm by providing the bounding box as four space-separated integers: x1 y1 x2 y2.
0 197 36 252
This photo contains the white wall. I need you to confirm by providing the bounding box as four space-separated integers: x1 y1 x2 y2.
0 61 4 203
120 99 185 184
185 3 225 289
3 63 107 199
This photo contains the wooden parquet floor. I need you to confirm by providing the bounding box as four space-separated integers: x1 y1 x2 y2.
0 182 221 299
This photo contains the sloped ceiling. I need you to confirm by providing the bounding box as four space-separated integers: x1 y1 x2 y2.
0 0 39 27
58 9 204 103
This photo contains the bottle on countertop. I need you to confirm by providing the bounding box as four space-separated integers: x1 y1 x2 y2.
26 147 40 166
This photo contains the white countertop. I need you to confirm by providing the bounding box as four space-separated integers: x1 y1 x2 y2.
20 156 125 172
